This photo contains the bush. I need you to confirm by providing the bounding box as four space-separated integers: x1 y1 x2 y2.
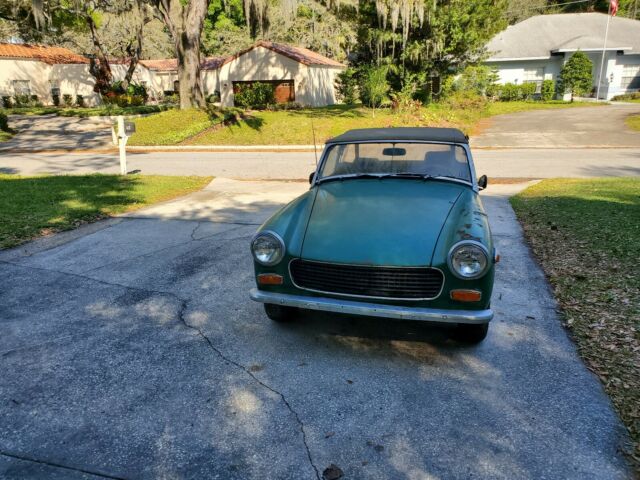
52 94 60 106
520 82 537 100
444 91 487 110
161 93 179 105
450 66 499 97
265 101 304 111
2 96 12 108
0 112 9 132
612 92 640 101
76 95 85 108
233 82 275 109
390 79 422 113
14 94 31 107
360 66 390 111
541 80 555 101
559 51 593 100
206 91 221 103
499 83 520 101
335 68 358 104
62 94 73 107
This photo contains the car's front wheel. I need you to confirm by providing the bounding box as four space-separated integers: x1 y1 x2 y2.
264 303 297 322
455 323 489 344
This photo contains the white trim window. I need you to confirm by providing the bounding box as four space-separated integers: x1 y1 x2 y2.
523 67 545 93
12 80 31 96
620 65 640 90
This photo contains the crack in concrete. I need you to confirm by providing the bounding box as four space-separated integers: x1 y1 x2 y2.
0 260 321 480
190 221 203 241
175 298 321 480
0 450 128 479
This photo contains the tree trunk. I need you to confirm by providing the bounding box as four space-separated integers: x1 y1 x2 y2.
150 0 210 109
86 13 112 95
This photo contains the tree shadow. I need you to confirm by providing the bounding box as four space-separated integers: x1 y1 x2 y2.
0 174 142 249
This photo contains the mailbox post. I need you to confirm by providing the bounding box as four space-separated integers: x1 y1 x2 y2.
116 116 136 175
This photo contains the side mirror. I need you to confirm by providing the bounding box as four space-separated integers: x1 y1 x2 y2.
309 172 316 184
478 175 488 190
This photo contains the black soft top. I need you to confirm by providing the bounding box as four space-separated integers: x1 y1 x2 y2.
327 127 468 145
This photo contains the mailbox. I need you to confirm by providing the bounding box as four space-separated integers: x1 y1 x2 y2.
124 121 136 135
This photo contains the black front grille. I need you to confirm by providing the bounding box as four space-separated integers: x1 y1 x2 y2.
290 259 443 299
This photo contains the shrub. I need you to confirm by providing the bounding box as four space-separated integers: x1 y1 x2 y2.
499 83 520 101
206 91 221 103
161 93 179 105
14 94 31 107
541 80 555 101
335 68 358 104
76 95 85 108
520 82 537 100
451 65 499 97
52 94 60 106
62 94 73 107
266 101 304 111
2 96 12 108
360 66 390 113
0 112 9 132
559 51 593 100
233 82 275 109
444 91 487 110
612 92 640 101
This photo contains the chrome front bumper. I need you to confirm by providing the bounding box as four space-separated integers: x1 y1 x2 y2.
249 288 493 324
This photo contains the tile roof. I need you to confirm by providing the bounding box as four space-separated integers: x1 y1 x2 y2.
486 13 640 61
222 41 346 68
0 43 88 64
201 56 228 70
139 58 178 72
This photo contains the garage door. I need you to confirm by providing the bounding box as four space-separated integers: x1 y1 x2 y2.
233 80 295 104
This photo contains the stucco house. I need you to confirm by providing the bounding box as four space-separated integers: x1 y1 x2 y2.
0 40 345 107
485 13 640 100
0 43 98 105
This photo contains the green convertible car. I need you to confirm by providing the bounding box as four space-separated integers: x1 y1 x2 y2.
249 127 498 343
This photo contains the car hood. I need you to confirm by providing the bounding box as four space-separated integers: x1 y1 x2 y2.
301 179 464 266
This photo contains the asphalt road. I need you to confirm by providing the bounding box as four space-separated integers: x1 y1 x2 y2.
2 148 640 178
0 179 630 479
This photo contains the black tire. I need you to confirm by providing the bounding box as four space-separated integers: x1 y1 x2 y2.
455 323 489 344
264 303 297 322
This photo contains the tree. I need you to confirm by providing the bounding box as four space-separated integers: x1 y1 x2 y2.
559 51 593 101
146 0 212 108
360 65 389 116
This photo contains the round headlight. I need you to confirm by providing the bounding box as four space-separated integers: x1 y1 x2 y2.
448 241 489 279
251 231 285 266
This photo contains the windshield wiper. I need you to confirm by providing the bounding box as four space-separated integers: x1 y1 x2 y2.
316 173 383 184
380 173 435 180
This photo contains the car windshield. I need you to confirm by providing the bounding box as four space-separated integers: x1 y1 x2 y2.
318 142 472 182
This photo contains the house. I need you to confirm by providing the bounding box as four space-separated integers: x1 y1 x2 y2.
0 40 346 108
0 43 98 105
485 13 640 100
215 41 346 107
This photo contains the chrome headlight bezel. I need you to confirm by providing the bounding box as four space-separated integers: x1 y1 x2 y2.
251 231 285 266
447 240 490 280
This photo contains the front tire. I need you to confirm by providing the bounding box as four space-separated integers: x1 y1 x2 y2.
264 303 297 322
455 323 489 344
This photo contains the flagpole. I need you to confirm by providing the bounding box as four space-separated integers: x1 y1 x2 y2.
596 2 612 102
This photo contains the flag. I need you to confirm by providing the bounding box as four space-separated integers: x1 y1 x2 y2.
610 0 619 16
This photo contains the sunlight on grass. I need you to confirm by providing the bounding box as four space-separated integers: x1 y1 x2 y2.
128 109 220 145
0 174 212 249
626 114 640 132
512 178 640 470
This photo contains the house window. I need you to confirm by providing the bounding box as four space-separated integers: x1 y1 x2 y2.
621 65 640 90
173 80 179 92
523 67 545 93
12 80 31 96
49 80 60 97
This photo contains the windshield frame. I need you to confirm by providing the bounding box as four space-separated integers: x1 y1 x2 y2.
311 140 479 191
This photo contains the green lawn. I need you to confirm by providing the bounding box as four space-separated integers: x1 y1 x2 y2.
126 101 596 146
0 174 212 249
626 114 640 131
2 105 170 117
127 108 224 145
0 130 13 142
511 178 640 472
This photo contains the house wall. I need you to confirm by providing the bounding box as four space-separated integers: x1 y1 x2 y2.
487 52 640 100
0 58 52 103
217 46 343 107
50 64 99 106
202 69 219 98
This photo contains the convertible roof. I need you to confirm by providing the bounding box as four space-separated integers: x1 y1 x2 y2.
327 127 469 145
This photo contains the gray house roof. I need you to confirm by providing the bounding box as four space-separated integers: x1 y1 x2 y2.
486 13 640 61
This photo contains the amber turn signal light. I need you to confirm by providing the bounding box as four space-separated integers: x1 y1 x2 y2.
257 274 284 285
450 289 482 302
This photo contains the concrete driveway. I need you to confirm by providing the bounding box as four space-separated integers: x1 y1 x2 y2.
471 103 640 148
0 178 630 479
0 115 114 153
